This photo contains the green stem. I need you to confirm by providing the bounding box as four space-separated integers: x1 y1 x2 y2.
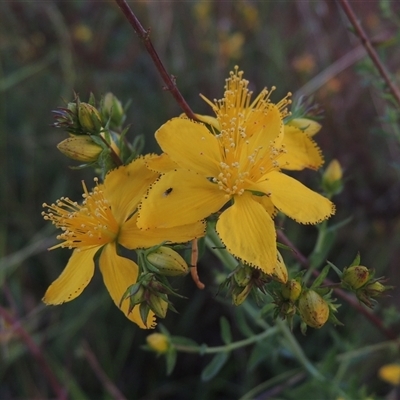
276 319 325 381
173 326 279 355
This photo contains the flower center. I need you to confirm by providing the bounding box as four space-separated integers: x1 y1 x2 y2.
203 66 290 197
42 178 119 250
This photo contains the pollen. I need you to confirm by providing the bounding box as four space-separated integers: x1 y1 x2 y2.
42 179 119 250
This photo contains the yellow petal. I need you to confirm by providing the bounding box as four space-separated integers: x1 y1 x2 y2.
119 214 206 249
216 192 286 280
279 125 323 171
99 242 156 329
255 171 335 224
43 247 98 305
251 194 276 217
156 118 221 177
287 118 321 137
239 105 283 167
137 169 228 229
104 156 159 223
145 153 179 173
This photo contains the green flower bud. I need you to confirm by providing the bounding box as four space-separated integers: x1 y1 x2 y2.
364 281 387 297
146 333 170 354
147 246 189 276
147 294 168 319
282 279 302 302
126 284 146 310
298 290 329 329
78 102 103 134
102 92 125 128
57 136 102 162
233 265 252 287
232 283 252 306
342 265 370 290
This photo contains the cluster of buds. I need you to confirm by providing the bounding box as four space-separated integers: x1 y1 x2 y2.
121 272 175 326
269 270 340 332
51 93 136 170
121 246 190 326
341 263 392 308
226 264 271 306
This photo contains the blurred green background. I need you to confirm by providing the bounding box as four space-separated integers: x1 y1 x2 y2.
1 1 400 398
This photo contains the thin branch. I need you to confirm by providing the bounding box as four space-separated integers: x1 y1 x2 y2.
0 306 67 399
277 230 397 341
114 0 197 120
337 0 400 108
81 340 128 400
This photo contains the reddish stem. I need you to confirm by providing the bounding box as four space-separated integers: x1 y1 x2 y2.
277 231 397 340
114 0 198 120
0 306 67 399
338 0 400 108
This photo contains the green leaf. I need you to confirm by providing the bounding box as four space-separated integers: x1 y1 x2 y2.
165 348 177 376
220 317 232 344
349 252 361 267
201 352 229 381
310 264 331 290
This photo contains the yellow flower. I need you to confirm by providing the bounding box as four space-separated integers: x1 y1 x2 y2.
42 156 205 328
146 333 170 354
378 363 400 386
138 68 334 281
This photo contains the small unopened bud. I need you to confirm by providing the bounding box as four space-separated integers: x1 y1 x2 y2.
324 159 342 183
282 279 302 302
322 159 343 196
147 294 168 319
102 92 125 128
342 265 370 290
287 118 321 136
57 136 102 162
232 284 252 306
364 281 387 297
298 290 329 329
147 246 188 276
378 363 400 386
78 103 103 134
234 265 252 287
146 333 170 354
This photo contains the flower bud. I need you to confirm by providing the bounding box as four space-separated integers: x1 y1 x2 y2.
147 294 168 319
124 284 146 311
233 265 252 287
323 159 342 183
282 279 302 302
322 159 343 196
342 265 370 290
232 283 252 306
57 136 103 162
364 281 387 297
147 246 189 276
146 333 170 354
78 102 103 134
298 290 329 329
102 92 125 128
287 118 321 136
378 363 400 386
